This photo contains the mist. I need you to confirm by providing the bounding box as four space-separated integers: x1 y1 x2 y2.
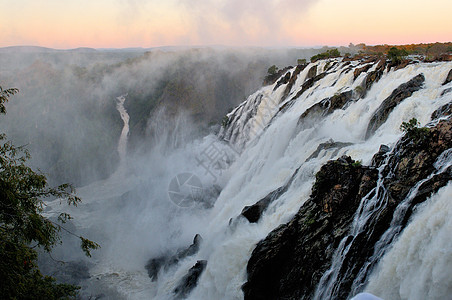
0 45 329 298
0 46 324 186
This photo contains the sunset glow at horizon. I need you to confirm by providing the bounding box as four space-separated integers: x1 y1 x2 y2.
1 0 451 49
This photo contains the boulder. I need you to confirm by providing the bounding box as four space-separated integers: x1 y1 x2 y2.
431 101 452 119
298 91 353 125
353 64 373 80
443 69 452 85
174 260 207 298
273 71 291 91
145 234 202 281
280 64 307 102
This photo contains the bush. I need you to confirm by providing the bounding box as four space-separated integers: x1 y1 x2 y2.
310 48 341 62
387 47 408 63
297 58 307 65
267 65 278 75
400 118 429 143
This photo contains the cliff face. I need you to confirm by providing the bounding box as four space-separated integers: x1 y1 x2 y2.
243 117 452 300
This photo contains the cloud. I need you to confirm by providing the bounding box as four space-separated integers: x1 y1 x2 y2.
178 0 318 46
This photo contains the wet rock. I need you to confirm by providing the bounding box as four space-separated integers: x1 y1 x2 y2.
273 71 291 91
174 260 207 298
306 65 317 80
394 59 412 71
371 144 390 168
306 140 353 161
440 87 452 96
279 72 328 114
361 59 386 96
241 169 299 223
298 91 353 125
443 69 452 85
353 64 373 80
263 66 292 86
365 74 425 139
280 64 307 102
431 101 452 119
243 156 378 300
244 119 452 300
145 234 202 281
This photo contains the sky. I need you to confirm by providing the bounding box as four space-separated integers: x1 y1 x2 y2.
0 0 451 49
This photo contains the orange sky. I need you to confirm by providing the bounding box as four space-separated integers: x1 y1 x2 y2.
1 0 451 48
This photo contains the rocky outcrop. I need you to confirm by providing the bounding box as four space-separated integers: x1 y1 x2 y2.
240 168 299 223
365 74 425 138
273 71 291 91
279 72 328 113
243 156 378 300
306 65 317 80
145 234 202 281
244 119 452 300
306 140 353 161
264 67 293 86
431 101 452 119
370 144 390 168
298 91 353 125
353 64 373 79
442 69 452 85
174 260 207 298
280 64 307 102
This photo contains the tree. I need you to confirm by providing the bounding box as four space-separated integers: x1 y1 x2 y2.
0 86 99 298
310 48 341 62
387 47 408 63
267 65 278 76
297 58 307 65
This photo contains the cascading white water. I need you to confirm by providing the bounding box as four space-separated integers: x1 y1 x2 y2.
116 94 129 161
365 183 452 300
46 59 451 299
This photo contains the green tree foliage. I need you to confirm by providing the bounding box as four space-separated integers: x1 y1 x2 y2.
387 47 408 63
310 48 341 62
297 58 307 65
400 118 429 143
267 65 278 75
0 86 99 298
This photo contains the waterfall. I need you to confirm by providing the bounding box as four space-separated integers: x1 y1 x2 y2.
365 183 452 300
44 59 452 299
116 94 129 161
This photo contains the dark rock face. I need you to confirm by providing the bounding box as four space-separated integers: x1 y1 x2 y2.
365 74 425 139
306 65 317 80
370 144 390 168
240 168 299 223
243 156 378 300
280 64 307 102
441 87 452 96
431 101 452 119
298 91 353 124
443 69 452 85
273 71 291 91
244 119 452 300
174 260 207 298
360 59 386 98
279 72 328 114
306 140 353 161
353 64 373 79
264 67 293 86
145 234 202 281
